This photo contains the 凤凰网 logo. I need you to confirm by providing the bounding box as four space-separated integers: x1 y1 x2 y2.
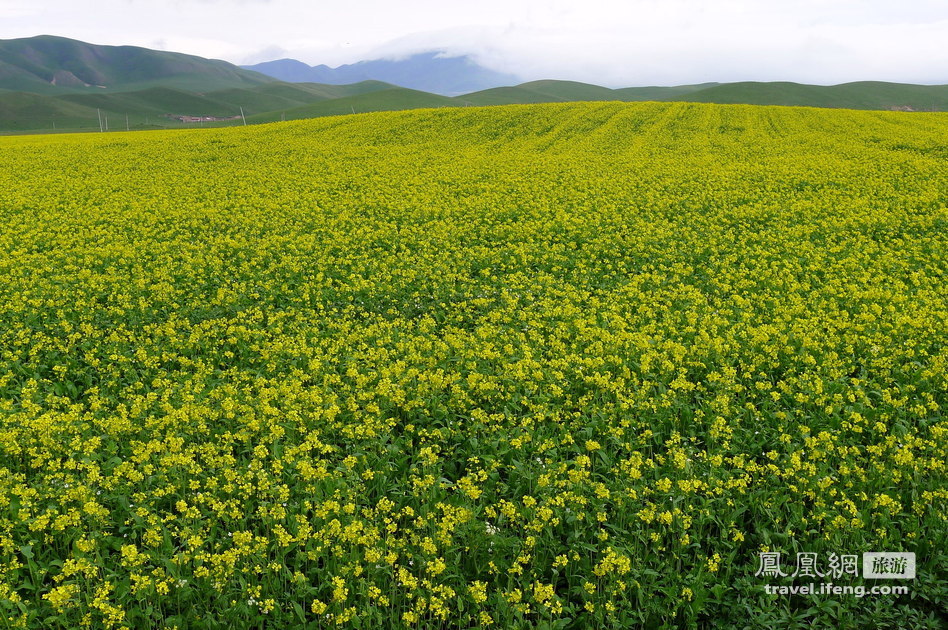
755 551 915 579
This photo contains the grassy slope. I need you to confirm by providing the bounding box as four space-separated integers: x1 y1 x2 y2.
206 81 396 110
682 81 948 110
462 80 619 105
455 80 948 111
0 80 404 132
613 83 721 101
463 81 720 105
246 87 457 123
0 91 97 130
58 88 239 116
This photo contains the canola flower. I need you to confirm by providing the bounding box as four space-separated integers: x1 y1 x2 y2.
0 102 946 628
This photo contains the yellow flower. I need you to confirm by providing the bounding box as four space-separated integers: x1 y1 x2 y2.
469 581 488 603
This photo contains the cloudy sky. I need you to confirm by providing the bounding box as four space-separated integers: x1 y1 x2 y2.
2 0 948 86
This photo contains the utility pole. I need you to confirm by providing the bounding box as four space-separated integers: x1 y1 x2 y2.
97 108 103 132
240 107 247 125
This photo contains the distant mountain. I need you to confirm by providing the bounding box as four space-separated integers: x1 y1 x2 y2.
0 35 273 94
243 52 521 96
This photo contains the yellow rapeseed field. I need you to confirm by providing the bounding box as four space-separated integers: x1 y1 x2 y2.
0 102 945 628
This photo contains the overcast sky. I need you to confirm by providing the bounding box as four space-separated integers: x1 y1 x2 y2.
3 0 948 86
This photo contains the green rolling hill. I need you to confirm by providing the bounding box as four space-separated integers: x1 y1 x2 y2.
58 87 238 117
462 81 720 105
200 81 397 118
678 81 948 111
7 81 948 133
2 35 947 134
5 78 947 134
0 80 401 132
205 81 395 113
463 79 948 111
0 35 273 94
247 87 458 124
613 83 722 101
462 80 620 105
0 88 241 132
0 91 96 130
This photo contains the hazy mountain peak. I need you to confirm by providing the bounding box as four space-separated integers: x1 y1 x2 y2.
243 51 520 96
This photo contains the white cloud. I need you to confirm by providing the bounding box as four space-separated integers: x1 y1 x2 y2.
0 1 38 19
